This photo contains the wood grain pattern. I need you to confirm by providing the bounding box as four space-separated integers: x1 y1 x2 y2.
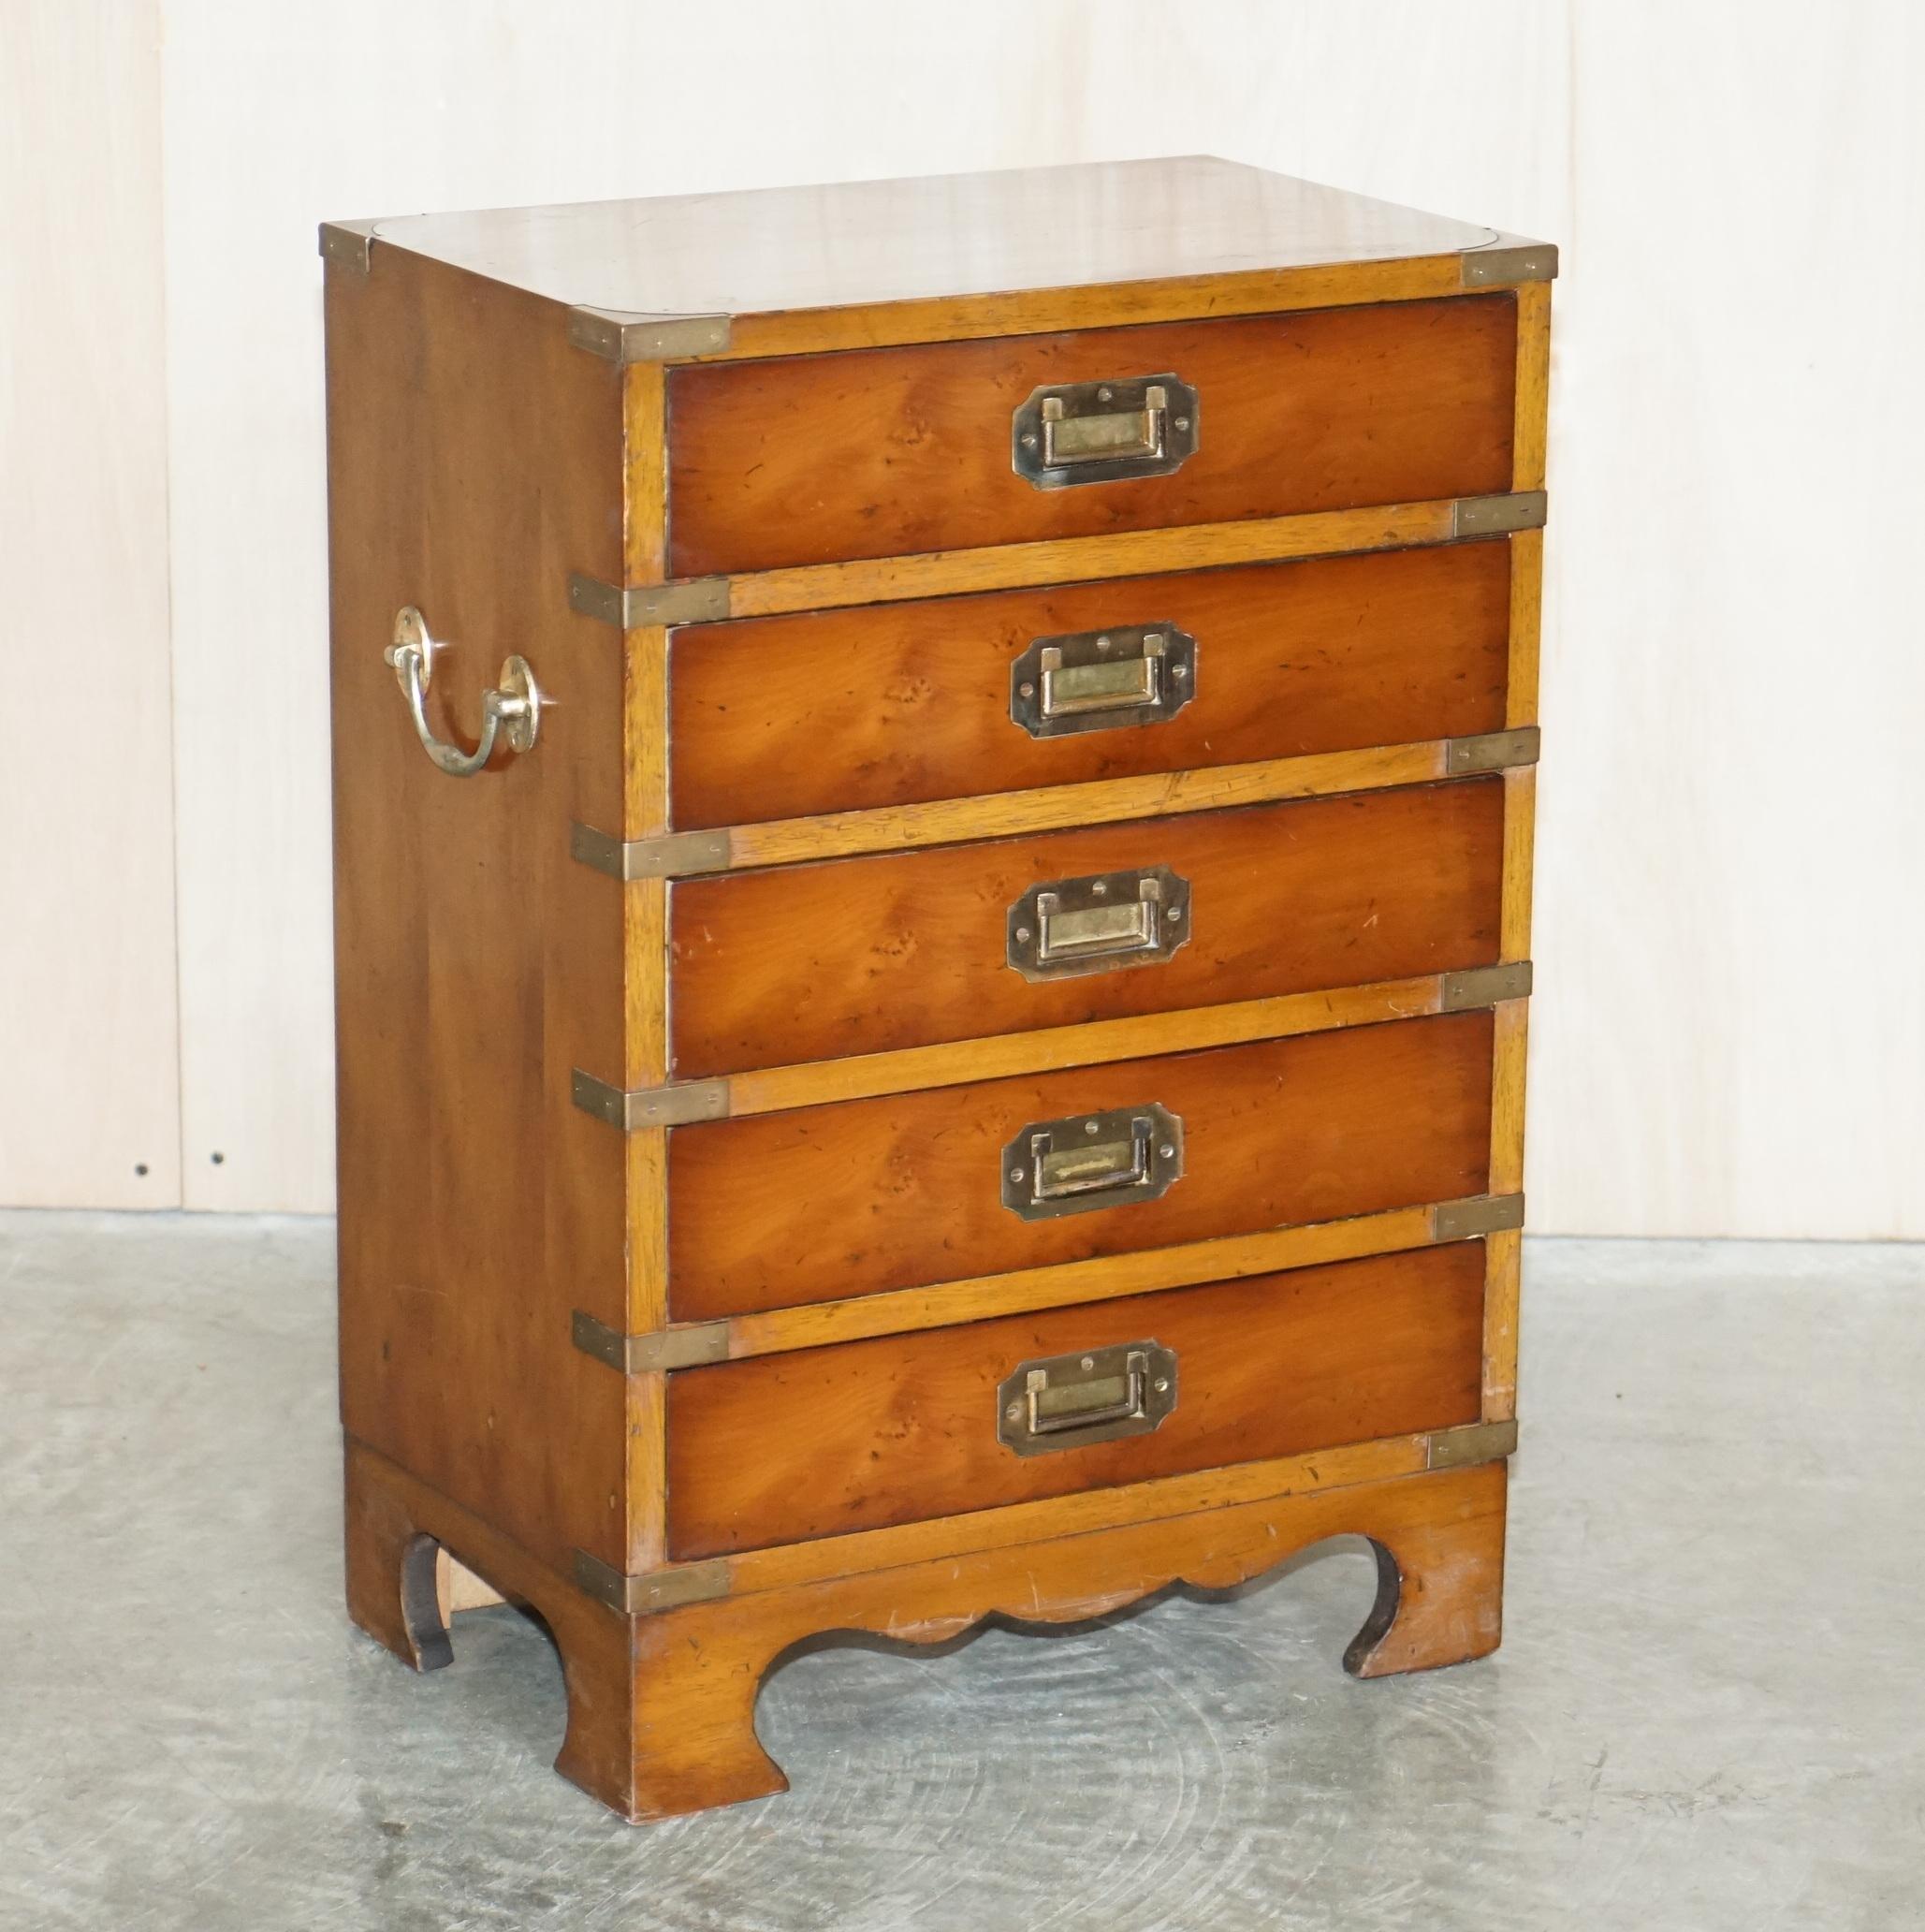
666 297 1517 576
668 1010 1495 1320
327 243 632 1577
668 540 1510 827
718 968 1497 1120
665 1243 1484 1556
669 779 1503 1078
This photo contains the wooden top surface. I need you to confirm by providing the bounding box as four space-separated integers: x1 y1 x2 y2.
347 157 1514 322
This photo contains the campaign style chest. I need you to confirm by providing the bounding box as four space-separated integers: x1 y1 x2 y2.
323 157 1552 1823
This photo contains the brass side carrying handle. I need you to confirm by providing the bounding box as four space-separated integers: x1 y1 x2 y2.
997 1341 1179 1456
1009 623 1198 739
999 1103 1184 1222
1007 865 1191 981
384 606 546 778
1012 373 1200 490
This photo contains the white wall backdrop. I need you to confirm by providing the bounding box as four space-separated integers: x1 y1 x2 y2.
5 0 1922 1237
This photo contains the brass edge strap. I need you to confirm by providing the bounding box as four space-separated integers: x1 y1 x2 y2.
1452 490 1548 537
318 219 380 272
1426 1418 1521 1469
566 305 733 362
1430 1193 1526 1241
571 821 733 881
1439 961 1534 1011
567 570 732 628
1460 242 1559 287
571 1310 730 1373
573 1549 732 1616
570 1068 731 1129
1446 725 1540 775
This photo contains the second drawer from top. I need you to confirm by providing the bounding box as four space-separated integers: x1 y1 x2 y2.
666 536 1514 828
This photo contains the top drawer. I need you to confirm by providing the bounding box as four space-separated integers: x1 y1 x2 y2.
666 296 1518 576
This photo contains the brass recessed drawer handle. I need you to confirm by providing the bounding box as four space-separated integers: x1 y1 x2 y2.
999 1103 1184 1222
384 606 546 778
1007 864 1191 981
1009 623 1197 738
1012 373 1199 489
997 1341 1179 1456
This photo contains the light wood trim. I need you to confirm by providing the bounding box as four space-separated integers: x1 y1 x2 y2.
436 1548 507 1617
621 362 668 588
1506 528 1542 730
719 1430 1438 1597
620 364 673 1572
717 1202 1449 1360
720 971 1466 1120
713 497 1468 621
1483 264 1541 1413
1501 766 1536 965
1511 280 1552 494
722 739 1453 871
699 253 1512 364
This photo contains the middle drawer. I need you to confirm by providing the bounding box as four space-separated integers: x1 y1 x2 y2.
668 777 1504 1078
667 1007 1495 1321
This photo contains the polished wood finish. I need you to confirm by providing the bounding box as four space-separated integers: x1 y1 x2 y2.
347 1431 1504 1822
668 1010 1495 1319
666 1243 1483 1556
667 298 1515 576
670 779 1503 1077
326 242 634 1579
361 157 1537 366
328 161 1545 1825
669 540 1510 827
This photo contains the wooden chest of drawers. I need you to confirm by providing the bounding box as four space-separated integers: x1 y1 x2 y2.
323 157 1551 1823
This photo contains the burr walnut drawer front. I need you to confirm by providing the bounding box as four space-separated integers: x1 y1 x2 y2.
667 538 1513 828
667 1008 1494 1322
664 296 1518 576
664 1241 1487 1557
668 778 1503 1079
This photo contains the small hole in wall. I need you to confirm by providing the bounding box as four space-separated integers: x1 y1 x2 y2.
134 1164 149 1177
211 1151 226 1165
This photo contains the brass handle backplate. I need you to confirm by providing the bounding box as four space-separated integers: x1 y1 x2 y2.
997 1340 1179 1456
1007 864 1191 981
999 1103 1184 1222
1012 373 1199 489
1009 623 1197 738
385 606 545 778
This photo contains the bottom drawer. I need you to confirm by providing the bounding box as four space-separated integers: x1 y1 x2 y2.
664 1241 1485 1559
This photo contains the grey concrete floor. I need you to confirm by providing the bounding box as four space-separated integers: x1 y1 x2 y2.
1 1215 1920 1932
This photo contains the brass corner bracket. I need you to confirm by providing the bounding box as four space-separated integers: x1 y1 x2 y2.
1430 1193 1527 1242
571 821 734 882
567 570 732 629
573 1549 731 1616
1451 490 1548 538
1446 726 1540 776
566 306 732 363
1460 242 1558 288
1438 962 1534 1012
571 1068 731 1131
1426 1419 1520 1470
571 1310 731 1374
318 219 381 273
